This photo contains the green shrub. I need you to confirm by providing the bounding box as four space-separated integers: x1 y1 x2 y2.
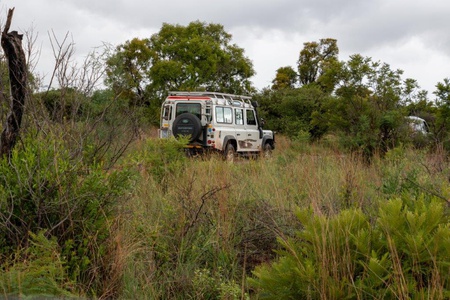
0 231 76 298
249 196 450 299
37 88 87 122
0 132 132 297
132 137 188 190
192 268 249 300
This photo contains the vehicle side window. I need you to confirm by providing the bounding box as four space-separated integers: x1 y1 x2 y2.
176 103 201 119
162 105 172 120
235 109 244 125
215 107 233 124
246 109 257 126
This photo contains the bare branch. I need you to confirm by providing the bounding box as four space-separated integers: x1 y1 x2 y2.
46 30 74 93
2 7 14 35
24 25 40 75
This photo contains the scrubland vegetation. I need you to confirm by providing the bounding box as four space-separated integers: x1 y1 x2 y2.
120 135 450 299
1 16 449 299
2 128 449 299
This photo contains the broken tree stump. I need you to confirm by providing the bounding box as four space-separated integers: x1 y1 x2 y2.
0 8 28 157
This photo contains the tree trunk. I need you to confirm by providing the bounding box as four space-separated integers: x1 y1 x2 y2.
0 8 28 157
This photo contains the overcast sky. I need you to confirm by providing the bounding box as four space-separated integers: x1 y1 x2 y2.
1 0 449 96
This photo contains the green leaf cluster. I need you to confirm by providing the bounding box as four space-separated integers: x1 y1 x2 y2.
192 268 249 300
298 38 339 89
259 49 438 158
36 88 88 122
271 66 298 90
434 78 450 150
256 86 330 140
249 196 450 299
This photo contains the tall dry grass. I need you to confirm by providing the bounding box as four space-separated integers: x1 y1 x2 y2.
115 134 449 299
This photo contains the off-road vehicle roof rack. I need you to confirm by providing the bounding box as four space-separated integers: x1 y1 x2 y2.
168 91 253 106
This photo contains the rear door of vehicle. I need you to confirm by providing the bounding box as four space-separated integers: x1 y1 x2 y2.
214 105 235 149
241 109 259 151
234 108 247 151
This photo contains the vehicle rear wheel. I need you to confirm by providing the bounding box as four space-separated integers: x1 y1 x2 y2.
224 143 236 162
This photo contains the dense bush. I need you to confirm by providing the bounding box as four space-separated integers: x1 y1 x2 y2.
249 195 450 299
0 231 76 298
0 131 132 297
255 86 329 140
36 88 87 122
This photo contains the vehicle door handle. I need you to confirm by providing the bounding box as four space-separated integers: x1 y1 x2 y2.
237 134 241 136
248 134 252 136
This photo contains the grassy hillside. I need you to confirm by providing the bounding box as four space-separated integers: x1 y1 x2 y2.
1 131 449 299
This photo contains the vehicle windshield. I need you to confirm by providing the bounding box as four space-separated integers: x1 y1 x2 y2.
176 103 201 119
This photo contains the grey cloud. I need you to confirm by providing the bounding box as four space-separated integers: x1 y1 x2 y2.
1 0 449 92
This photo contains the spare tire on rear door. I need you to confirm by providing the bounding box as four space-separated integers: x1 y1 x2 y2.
172 113 202 141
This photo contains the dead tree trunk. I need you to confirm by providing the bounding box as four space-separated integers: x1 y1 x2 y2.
0 8 28 157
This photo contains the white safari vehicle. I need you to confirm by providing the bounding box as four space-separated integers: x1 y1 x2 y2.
159 91 275 160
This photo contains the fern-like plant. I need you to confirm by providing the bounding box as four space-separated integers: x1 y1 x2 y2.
249 195 450 299
0 231 76 298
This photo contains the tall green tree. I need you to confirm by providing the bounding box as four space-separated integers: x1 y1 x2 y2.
105 21 255 109
321 54 419 158
105 38 153 107
149 21 255 95
298 38 339 88
271 66 297 90
434 78 450 149
258 39 341 140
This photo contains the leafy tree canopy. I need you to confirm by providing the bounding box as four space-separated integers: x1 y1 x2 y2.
105 38 153 106
320 54 429 158
434 78 450 105
298 38 339 88
271 66 298 90
105 21 255 108
433 78 450 145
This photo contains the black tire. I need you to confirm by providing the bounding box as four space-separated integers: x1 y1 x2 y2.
262 142 273 158
172 113 202 141
224 143 236 162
